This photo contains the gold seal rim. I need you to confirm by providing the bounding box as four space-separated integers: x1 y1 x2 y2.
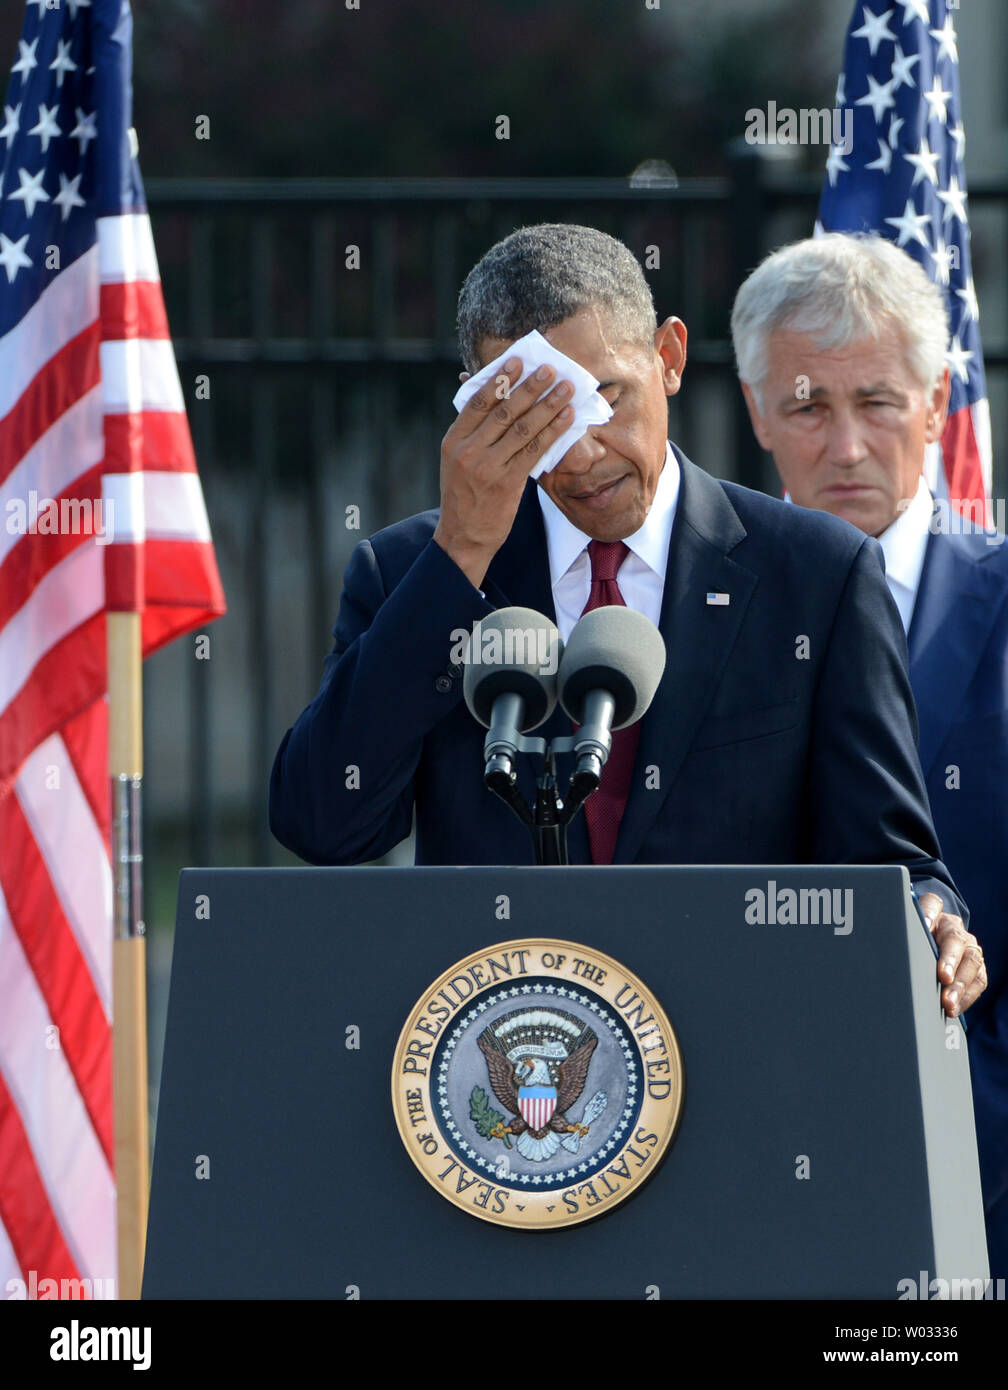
391 937 684 1230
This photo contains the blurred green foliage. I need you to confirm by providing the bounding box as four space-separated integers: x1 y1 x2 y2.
122 0 841 179
0 1 847 178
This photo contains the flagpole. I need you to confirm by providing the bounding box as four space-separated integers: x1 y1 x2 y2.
108 610 149 1300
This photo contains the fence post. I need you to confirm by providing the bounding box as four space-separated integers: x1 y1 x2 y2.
726 141 770 493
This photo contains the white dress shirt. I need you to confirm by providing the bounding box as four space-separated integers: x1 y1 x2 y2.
876 476 934 634
536 441 680 642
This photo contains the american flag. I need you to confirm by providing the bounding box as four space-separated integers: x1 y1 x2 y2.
0 0 224 1295
817 0 991 513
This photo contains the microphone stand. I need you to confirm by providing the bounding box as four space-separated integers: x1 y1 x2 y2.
533 748 567 865
483 733 602 866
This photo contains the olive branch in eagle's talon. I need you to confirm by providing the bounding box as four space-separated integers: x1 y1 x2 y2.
469 1085 512 1148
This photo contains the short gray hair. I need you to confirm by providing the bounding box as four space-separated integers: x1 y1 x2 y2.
456 223 657 374
730 233 949 409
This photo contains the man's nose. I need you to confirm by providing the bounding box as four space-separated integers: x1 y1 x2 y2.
552 426 608 475
826 410 869 467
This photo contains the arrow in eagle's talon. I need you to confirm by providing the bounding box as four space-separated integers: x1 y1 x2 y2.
560 1089 608 1153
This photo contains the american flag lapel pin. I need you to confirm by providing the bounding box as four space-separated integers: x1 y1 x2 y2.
706 592 730 606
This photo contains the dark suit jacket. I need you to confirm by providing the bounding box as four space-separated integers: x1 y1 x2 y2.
908 521 1008 1264
270 449 962 918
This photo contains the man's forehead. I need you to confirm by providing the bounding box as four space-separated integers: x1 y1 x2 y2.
765 325 914 391
477 307 647 373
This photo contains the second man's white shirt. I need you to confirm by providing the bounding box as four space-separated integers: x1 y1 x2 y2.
876 475 934 635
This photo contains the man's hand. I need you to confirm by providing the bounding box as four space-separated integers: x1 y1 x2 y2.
918 892 987 1018
434 358 574 589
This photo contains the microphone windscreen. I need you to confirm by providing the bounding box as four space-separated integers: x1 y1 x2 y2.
558 605 666 728
462 606 562 731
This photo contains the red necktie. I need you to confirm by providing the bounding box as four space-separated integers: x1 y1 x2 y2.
577 539 642 865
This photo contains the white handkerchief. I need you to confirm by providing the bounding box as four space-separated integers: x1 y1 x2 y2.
452 329 613 478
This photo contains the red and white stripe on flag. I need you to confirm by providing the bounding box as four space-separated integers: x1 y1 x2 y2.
0 207 225 1296
928 398 993 523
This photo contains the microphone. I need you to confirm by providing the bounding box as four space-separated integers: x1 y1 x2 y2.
462 607 563 781
557 605 666 785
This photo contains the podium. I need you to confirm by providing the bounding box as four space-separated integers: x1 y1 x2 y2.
143 865 988 1299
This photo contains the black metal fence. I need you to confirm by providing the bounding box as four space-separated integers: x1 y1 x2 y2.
138 161 1008 888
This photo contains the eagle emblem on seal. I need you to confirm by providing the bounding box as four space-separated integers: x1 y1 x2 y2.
470 1007 608 1161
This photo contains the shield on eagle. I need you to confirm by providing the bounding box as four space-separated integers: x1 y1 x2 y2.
518 1084 557 1130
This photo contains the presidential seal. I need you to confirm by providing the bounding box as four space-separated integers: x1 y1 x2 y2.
391 939 684 1229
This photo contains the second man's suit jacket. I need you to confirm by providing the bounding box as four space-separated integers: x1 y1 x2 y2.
907 521 1008 1255
270 447 963 918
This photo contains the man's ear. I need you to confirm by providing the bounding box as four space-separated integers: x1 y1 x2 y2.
741 381 774 452
655 317 687 395
925 366 951 443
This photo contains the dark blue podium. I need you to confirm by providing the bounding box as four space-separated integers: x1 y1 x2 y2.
142 865 988 1298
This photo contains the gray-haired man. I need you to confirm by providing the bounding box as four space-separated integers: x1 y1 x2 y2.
732 232 1007 1277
